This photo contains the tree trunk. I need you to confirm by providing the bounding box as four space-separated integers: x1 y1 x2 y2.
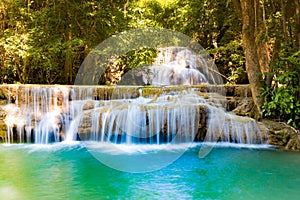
240 0 265 119
64 31 73 84
232 0 242 19
281 0 289 46
233 0 270 82
294 0 300 101
295 0 300 51
255 0 270 77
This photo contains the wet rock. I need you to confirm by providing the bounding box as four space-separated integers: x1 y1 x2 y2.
0 123 6 142
230 98 254 117
286 135 300 150
99 55 126 85
82 101 96 110
0 84 298 150
0 106 7 142
259 119 300 150
0 86 9 101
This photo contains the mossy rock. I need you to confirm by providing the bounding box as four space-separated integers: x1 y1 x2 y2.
0 123 6 143
286 135 300 150
260 119 300 150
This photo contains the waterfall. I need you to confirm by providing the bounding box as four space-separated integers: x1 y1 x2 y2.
138 47 220 85
0 47 267 145
0 85 266 145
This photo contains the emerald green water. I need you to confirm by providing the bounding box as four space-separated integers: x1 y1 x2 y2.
1 143 300 200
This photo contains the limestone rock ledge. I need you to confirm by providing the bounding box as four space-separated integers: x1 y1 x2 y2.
0 106 7 143
258 119 300 151
0 84 299 150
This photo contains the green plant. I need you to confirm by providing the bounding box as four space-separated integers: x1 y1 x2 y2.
261 49 300 129
261 86 300 128
121 48 158 72
209 40 247 84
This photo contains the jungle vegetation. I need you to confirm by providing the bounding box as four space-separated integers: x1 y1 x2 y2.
0 0 299 128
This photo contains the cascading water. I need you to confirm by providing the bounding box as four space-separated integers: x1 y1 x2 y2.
1 85 266 145
135 47 219 85
0 47 267 145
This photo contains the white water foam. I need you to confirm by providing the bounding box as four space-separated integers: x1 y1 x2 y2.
199 142 274 149
2 86 266 146
0 186 20 200
85 141 198 155
1 47 266 148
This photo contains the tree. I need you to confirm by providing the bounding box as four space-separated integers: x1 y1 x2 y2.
232 0 268 118
229 0 300 128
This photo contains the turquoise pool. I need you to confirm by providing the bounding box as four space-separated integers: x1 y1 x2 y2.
0 143 299 200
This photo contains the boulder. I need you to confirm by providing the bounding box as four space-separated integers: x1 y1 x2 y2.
230 97 254 117
259 119 300 150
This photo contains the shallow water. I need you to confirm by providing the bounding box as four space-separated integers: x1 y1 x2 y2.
0 143 300 200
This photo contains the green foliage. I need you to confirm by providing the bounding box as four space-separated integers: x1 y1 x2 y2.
0 0 127 84
98 48 158 85
0 0 240 84
261 48 300 129
261 86 300 129
209 40 247 84
120 48 158 72
0 0 298 126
